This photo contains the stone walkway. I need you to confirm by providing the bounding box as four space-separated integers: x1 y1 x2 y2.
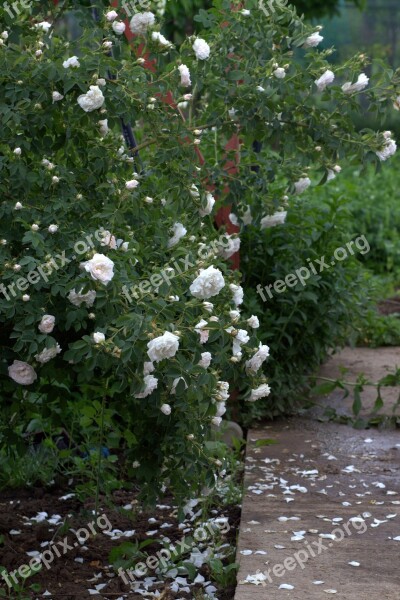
234 348 400 600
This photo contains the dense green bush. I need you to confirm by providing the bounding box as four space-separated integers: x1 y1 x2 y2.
240 195 370 422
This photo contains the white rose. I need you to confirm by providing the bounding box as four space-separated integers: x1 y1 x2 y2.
245 344 270 374
198 352 212 369
106 10 118 21
135 375 158 399
84 253 114 285
342 73 369 94
160 403 172 415
260 211 287 229
151 31 173 47
248 383 271 402
13 147 22 155
77 86 105 112
35 344 62 364
199 192 215 217
315 69 335 92
229 283 243 306
273 67 286 79
52 91 64 102
178 64 191 87
14 202 23 210
8 360 37 385
48 224 58 234
303 32 323 48
1 31 9 40
168 222 187 248
93 332 105 344
376 136 397 162
193 38 210 60
218 235 240 259
98 119 109 137
35 21 52 33
190 266 225 300
294 177 311 194
112 21 126 35
147 331 180 363
130 11 156 34
247 315 260 328
68 288 97 307
211 416 222 427
126 179 139 189
195 320 209 344
63 56 80 68
39 314 55 334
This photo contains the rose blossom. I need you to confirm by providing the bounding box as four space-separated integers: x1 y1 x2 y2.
130 11 155 34
77 86 105 112
135 375 158 398
199 192 215 217
178 64 191 87
84 253 114 285
198 352 212 368
8 360 37 385
245 344 270 374
39 314 55 334
35 344 62 364
294 177 311 194
303 32 323 48
193 38 210 60
315 69 335 92
68 288 96 307
248 383 271 402
190 266 225 300
147 332 179 363
260 211 287 229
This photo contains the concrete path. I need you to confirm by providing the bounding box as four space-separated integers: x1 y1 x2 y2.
235 420 400 599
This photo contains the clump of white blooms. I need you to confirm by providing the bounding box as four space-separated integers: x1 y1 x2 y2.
83 254 114 285
342 73 369 94
303 32 323 48
130 11 156 34
190 266 225 300
315 69 335 92
77 86 105 112
147 331 180 363
260 211 287 229
178 64 191 87
193 38 211 60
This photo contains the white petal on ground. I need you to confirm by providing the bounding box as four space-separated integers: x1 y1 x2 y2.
348 561 360 567
279 583 294 590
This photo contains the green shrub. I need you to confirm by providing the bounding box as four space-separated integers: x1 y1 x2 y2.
240 195 370 422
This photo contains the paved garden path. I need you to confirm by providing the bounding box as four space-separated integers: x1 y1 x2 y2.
234 348 400 600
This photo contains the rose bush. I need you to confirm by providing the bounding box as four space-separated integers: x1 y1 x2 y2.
0 0 398 502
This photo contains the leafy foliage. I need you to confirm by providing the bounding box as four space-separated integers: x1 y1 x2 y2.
0 0 398 502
